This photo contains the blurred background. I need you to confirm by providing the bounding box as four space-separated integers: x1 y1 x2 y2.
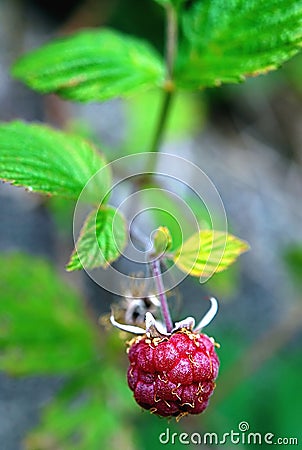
1 0 302 448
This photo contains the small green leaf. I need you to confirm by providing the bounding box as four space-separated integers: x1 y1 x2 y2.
12 29 165 102
175 0 302 89
0 254 98 375
67 205 127 271
0 121 111 203
153 226 173 255
173 230 249 277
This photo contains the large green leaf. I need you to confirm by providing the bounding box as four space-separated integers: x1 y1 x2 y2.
175 0 302 89
0 254 99 375
0 121 111 203
12 29 165 102
173 230 249 277
67 205 127 271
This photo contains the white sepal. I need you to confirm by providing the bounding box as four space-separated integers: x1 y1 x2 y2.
194 297 218 332
110 313 146 335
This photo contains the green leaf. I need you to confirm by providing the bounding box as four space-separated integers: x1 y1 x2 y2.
0 121 111 203
173 230 250 277
0 253 138 448
12 29 165 102
26 366 137 450
175 0 302 89
0 254 99 375
67 205 127 271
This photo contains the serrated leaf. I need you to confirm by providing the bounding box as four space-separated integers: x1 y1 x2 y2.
67 205 127 271
173 230 249 277
0 121 111 203
0 254 99 375
12 28 165 102
175 0 302 89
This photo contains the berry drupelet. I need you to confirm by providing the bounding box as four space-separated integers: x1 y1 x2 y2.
111 297 220 419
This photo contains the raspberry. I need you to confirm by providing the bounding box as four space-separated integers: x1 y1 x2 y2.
127 329 219 418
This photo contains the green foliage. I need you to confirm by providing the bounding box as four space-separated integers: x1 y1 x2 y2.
0 254 98 375
283 244 302 288
175 0 302 89
12 29 165 102
124 90 203 155
0 254 138 449
173 230 249 277
153 0 185 7
25 366 137 450
66 206 127 271
208 332 302 439
0 121 110 204
206 265 239 298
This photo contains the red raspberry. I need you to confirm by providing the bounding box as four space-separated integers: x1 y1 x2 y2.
127 329 219 418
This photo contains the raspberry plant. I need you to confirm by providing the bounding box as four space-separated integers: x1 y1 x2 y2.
1 0 302 445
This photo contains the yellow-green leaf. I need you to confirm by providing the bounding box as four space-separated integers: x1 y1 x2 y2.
173 230 249 277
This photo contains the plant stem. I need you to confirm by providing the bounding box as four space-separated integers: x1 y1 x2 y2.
146 4 178 174
166 4 178 81
151 259 174 333
149 90 173 157
143 4 179 332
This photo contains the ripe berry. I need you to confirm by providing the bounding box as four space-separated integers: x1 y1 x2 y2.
127 328 219 418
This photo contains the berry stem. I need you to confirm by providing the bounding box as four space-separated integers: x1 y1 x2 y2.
151 259 173 333
145 4 177 174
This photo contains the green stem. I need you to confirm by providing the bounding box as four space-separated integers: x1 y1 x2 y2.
149 90 173 157
166 4 178 81
145 4 178 174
